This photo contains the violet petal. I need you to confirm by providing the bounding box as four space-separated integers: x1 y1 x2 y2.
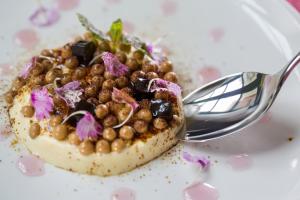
29 6 60 27
30 87 54 120
55 81 83 108
149 78 181 97
20 57 37 79
182 151 210 169
76 112 102 141
101 52 129 77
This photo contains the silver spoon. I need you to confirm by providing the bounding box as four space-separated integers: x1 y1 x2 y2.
178 52 300 142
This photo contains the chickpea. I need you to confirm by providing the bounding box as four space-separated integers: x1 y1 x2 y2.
119 126 135 140
29 123 40 139
90 64 105 76
12 77 24 91
130 70 145 82
104 71 115 80
142 62 157 73
102 128 117 141
133 50 145 61
134 120 148 134
21 106 35 118
41 59 52 70
159 60 173 73
95 104 109 119
65 56 79 69
49 115 63 127
120 87 133 96
126 58 139 71
79 140 95 155
4 91 14 104
61 46 72 59
118 43 131 52
53 124 68 140
115 76 129 88
137 109 152 122
117 107 131 122
85 85 97 98
96 139 111 153
72 67 87 80
99 41 111 52
32 75 45 85
87 97 99 106
163 72 178 83
111 138 125 152
31 63 44 76
103 115 118 127
83 31 93 40
98 89 112 103
154 91 170 100
171 114 181 126
139 99 150 109
153 118 168 130
110 102 124 114
61 74 72 85
45 69 62 84
68 132 81 145
116 51 127 64
41 49 52 57
102 79 116 90
91 76 104 89
146 72 159 80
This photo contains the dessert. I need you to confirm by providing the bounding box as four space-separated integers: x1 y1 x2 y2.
6 14 184 176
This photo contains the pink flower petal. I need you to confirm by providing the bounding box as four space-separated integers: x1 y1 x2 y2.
76 112 102 141
149 78 181 97
29 6 60 27
20 57 37 79
55 81 83 108
31 88 54 120
288 0 300 13
183 152 210 169
112 87 139 110
101 52 128 77
55 0 80 11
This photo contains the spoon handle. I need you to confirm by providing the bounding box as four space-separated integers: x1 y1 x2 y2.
278 52 300 88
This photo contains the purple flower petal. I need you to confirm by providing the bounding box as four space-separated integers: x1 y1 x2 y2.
29 6 60 27
30 88 54 120
55 81 83 108
183 152 210 169
149 78 181 97
101 52 129 77
112 87 139 110
20 57 37 79
76 112 102 141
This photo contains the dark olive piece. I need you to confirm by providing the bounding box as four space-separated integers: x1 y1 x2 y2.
150 99 173 120
71 41 96 66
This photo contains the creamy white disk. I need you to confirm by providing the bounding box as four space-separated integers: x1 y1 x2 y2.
9 87 184 176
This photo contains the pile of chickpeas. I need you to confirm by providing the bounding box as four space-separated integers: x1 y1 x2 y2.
7 32 181 156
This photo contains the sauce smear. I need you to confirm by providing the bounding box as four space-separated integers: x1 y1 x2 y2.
16 155 45 176
198 66 221 85
161 0 177 16
111 188 135 200
227 154 252 171
183 182 219 200
14 29 39 50
55 0 80 11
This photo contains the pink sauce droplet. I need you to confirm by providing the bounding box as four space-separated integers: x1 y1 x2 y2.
227 154 252 171
111 188 135 200
0 63 14 75
16 155 45 176
123 21 135 34
161 0 177 16
259 112 272 123
209 28 225 43
183 182 219 200
106 0 121 5
288 0 300 12
55 0 80 11
14 29 39 50
198 66 221 85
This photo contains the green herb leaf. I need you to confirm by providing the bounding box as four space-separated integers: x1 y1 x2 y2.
124 36 153 58
109 19 123 44
77 13 108 41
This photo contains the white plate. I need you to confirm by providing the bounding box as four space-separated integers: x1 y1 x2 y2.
1 0 300 199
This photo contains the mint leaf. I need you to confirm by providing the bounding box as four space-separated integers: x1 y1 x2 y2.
77 13 108 41
109 19 123 44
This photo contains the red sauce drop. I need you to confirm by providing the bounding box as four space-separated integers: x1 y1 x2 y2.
288 0 300 12
198 66 221 85
227 154 252 171
123 20 135 34
55 0 80 11
183 182 219 200
161 0 177 16
106 0 122 4
111 188 135 200
16 155 45 176
209 28 225 43
14 29 39 50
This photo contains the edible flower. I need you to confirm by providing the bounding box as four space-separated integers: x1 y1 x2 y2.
30 87 54 120
148 78 181 97
76 111 102 141
182 152 210 170
55 81 83 108
20 57 37 79
112 87 139 128
101 52 129 77
29 6 60 27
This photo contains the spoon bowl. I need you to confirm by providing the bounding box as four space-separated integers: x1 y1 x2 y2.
178 52 300 142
